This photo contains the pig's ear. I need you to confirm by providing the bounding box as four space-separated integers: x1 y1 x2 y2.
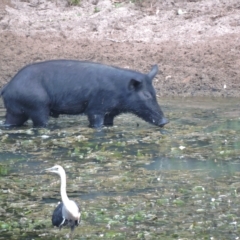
148 65 158 81
128 78 142 91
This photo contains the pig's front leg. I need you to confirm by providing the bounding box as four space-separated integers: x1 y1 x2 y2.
88 113 105 128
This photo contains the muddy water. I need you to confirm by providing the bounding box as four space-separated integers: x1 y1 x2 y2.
0 97 240 240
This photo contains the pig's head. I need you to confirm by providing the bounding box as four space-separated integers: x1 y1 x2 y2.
126 65 168 127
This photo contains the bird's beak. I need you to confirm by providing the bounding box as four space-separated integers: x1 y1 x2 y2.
44 167 53 172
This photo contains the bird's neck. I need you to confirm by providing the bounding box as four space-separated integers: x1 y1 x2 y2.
60 172 70 205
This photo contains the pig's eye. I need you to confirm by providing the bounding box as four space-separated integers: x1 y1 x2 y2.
143 92 152 99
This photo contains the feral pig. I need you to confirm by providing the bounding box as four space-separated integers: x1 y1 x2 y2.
1 60 168 128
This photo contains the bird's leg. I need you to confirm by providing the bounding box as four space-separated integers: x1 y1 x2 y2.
70 228 74 239
70 231 73 240
70 222 75 240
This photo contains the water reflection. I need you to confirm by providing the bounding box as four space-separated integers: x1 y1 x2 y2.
146 156 240 177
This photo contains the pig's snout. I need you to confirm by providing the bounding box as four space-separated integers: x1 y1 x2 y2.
159 117 169 127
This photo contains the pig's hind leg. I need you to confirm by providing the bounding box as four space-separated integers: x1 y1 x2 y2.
4 111 29 127
27 94 51 127
29 107 49 127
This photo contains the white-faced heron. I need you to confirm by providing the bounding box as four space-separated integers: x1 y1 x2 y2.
45 165 81 237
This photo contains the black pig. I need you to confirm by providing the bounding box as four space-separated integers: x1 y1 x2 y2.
1 60 168 128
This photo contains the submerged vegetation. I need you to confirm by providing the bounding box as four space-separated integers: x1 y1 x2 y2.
68 0 81 6
0 97 240 239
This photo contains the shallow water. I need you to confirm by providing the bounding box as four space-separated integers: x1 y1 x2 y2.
0 97 240 239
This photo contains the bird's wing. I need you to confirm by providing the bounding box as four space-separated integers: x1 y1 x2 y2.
75 201 81 225
52 202 68 228
69 200 81 225
75 201 81 212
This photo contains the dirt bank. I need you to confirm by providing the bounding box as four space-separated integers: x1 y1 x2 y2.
0 0 240 97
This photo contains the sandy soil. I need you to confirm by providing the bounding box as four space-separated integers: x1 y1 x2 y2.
0 0 240 97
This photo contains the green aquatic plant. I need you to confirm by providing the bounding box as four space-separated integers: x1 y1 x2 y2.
69 0 81 6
